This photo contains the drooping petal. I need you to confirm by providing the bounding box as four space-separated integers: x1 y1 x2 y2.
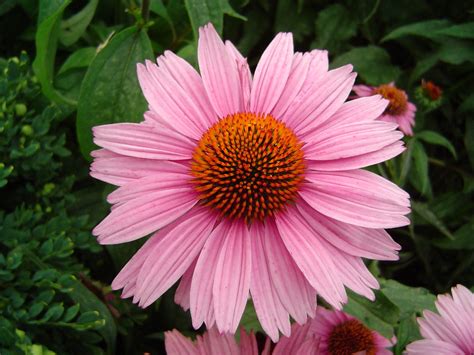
275 208 347 308
250 222 291 341
165 330 199 355
196 327 240 355
198 23 243 117
174 258 196 311
272 322 313 355
406 339 464 355
300 169 410 229
93 123 194 160
190 221 230 329
239 329 259 355
297 199 401 261
303 121 403 161
131 207 216 308
250 32 294 114
93 187 197 244
213 222 252 333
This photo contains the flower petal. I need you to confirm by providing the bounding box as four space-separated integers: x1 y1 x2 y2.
272 322 313 355
198 23 243 117
250 32 294 114
406 339 464 355
225 40 252 111
174 258 196 311
165 330 199 355
352 84 373 97
93 122 194 160
275 208 347 308
134 206 217 307
300 170 410 228
213 222 252 333
93 187 197 244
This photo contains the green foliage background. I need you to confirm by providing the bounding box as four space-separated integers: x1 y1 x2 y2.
0 0 473 353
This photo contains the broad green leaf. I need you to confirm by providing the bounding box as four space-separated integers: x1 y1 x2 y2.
275 0 316 42
184 0 245 39
381 19 451 42
76 26 154 159
409 53 439 83
33 0 76 106
332 46 400 85
411 201 454 240
58 47 96 75
343 289 400 338
436 22 474 39
432 218 474 250
417 131 457 159
393 316 422 355
69 281 116 353
149 0 176 38
398 138 415 187
60 0 98 46
313 4 357 51
380 279 436 316
411 140 429 195
438 38 474 64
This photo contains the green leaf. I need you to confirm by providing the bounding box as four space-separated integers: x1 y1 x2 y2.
68 281 116 353
417 131 457 159
33 0 76 106
432 218 474 250
412 201 454 240
331 46 400 85
343 289 400 338
313 4 357 52
381 19 451 42
62 303 81 322
76 26 154 159
42 303 64 322
411 140 429 195
438 38 474 65
184 0 245 39
394 316 422 355
435 22 474 39
240 301 262 333
60 0 98 46
58 47 96 75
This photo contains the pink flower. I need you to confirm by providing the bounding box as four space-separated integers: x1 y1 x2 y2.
165 327 270 355
406 285 474 355
353 83 416 136
90 23 410 340
273 308 394 355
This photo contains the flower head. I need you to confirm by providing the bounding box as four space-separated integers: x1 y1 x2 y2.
415 80 443 111
90 23 410 340
353 82 416 136
406 285 474 355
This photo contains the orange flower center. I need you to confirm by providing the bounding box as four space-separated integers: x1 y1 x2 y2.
191 112 305 224
422 80 442 100
373 84 407 115
328 319 376 355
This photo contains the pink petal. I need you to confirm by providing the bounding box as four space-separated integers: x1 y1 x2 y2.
91 152 186 186
303 121 403 161
318 95 388 128
249 222 291 341
93 122 194 160
225 40 252 111
297 199 401 261
300 170 410 229
250 32 294 114
282 65 355 134
190 221 231 329
306 141 405 171
275 208 347 309
352 84 374 97
272 322 313 355
198 23 243 117
197 327 240 355
263 219 317 324
271 52 312 119
133 207 217 307
137 63 203 140
165 330 199 355
93 187 197 244
157 50 217 128
418 310 463 346
174 258 196 311
106 165 190 204
406 339 464 355
239 329 259 355
213 222 252 333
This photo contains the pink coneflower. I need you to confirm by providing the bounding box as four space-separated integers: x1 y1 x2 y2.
90 23 410 340
353 82 416 136
406 285 474 355
165 327 269 355
273 308 393 355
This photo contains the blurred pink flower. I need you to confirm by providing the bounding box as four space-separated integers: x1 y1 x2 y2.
406 285 474 355
273 308 394 355
90 23 410 340
353 83 416 136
